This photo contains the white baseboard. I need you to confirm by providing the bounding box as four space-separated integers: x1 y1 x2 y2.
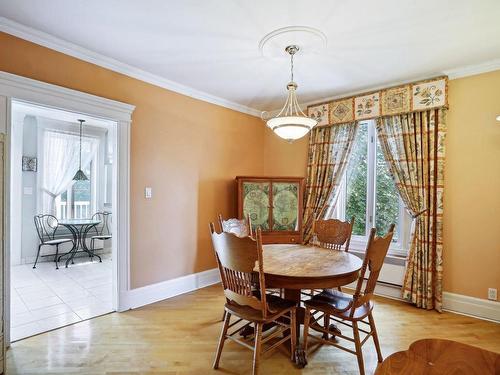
120 268 221 310
443 292 500 323
117 268 500 324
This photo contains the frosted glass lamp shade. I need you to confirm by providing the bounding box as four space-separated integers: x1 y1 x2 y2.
267 116 317 142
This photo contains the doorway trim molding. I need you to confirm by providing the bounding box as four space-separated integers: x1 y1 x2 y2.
0 71 135 344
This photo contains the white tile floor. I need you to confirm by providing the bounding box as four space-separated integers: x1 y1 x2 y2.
10 254 113 341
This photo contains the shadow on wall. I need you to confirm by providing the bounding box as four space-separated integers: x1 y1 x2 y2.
195 178 236 273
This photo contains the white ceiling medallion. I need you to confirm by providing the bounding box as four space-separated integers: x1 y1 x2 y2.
259 26 327 58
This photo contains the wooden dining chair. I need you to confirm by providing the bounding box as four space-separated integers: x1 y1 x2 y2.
217 213 257 321
311 216 355 251
303 224 395 375
217 214 253 238
210 223 297 375
305 216 355 298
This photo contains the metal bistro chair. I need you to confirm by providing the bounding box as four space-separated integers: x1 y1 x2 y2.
33 214 74 270
89 211 112 263
303 224 395 375
218 213 253 238
210 224 297 375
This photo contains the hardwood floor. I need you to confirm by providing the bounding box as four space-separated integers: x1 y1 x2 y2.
7 284 500 375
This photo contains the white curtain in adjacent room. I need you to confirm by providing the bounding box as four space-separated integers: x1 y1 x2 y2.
40 128 99 215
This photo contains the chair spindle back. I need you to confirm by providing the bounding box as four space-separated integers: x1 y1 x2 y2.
312 216 355 251
210 223 268 318
351 224 395 314
217 214 253 238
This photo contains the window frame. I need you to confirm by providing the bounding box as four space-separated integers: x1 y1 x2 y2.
38 121 107 220
328 120 411 257
57 160 97 219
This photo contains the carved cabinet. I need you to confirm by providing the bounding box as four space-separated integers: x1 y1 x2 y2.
236 176 304 244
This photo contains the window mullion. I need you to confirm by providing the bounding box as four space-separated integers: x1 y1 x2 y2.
67 187 73 219
366 121 376 236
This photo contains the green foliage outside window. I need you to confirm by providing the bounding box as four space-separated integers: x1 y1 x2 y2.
346 124 367 236
375 140 399 238
344 122 400 238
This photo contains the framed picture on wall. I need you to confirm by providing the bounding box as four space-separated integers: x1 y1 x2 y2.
22 156 37 172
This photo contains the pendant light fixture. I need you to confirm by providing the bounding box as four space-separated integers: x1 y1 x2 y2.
264 45 317 142
73 119 88 181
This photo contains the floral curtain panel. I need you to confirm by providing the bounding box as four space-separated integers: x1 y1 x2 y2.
376 109 446 311
302 122 358 243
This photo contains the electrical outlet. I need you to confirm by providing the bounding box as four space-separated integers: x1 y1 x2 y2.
488 288 497 301
144 187 152 199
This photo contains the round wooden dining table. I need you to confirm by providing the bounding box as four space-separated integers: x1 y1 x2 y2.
261 243 363 367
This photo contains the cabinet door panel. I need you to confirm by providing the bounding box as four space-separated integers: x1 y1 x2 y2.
272 182 299 231
242 181 270 231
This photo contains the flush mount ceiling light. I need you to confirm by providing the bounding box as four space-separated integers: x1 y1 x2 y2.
73 119 88 181
263 45 317 142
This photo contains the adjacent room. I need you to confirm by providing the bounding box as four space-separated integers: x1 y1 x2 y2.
0 1 498 374
9 101 115 341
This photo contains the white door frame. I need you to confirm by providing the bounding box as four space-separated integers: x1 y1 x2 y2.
0 71 135 345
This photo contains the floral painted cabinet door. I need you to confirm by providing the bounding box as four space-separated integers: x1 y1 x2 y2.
236 176 304 244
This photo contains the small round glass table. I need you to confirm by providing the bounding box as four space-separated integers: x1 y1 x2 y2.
57 219 101 267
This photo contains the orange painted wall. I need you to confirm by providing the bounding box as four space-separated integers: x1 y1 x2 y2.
443 70 500 300
262 70 500 301
263 127 309 176
0 32 264 288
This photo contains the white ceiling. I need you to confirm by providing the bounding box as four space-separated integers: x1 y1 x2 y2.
1 0 500 113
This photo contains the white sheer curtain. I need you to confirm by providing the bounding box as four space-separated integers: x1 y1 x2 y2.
40 129 99 215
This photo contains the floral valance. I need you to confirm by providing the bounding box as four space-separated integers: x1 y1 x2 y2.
307 76 448 126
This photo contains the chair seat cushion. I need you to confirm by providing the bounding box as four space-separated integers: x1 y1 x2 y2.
44 238 73 245
304 289 373 321
225 293 295 323
91 235 112 240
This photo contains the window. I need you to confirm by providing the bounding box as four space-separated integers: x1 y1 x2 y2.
56 163 94 219
38 120 106 221
329 120 411 255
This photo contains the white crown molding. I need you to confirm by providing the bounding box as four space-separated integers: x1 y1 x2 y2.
3 16 499 118
0 17 262 117
278 60 500 113
444 58 500 79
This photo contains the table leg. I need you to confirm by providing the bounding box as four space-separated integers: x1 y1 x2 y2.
81 224 101 262
57 224 79 268
283 289 307 368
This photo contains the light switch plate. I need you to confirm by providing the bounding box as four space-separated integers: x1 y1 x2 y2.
145 187 152 199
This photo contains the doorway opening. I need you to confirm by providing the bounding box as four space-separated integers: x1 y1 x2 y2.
9 100 117 341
